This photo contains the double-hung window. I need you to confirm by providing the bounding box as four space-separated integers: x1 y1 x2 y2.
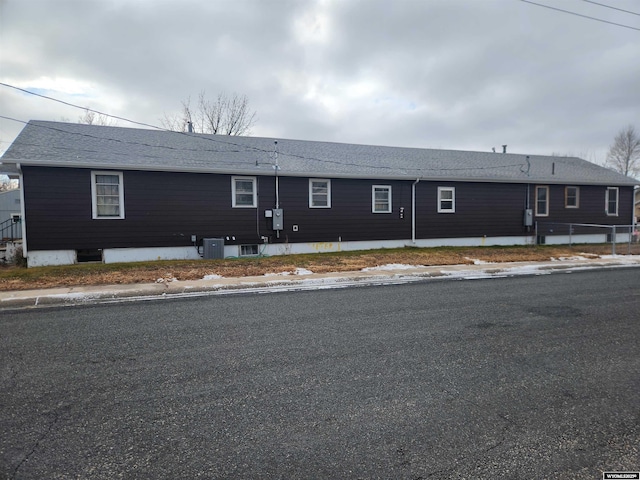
91 171 124 219
535 186 549 217
232 176 257 208
437 187 455 213
309 179 331 208
565 186 579 208
372 185 391 213
606 187 618 216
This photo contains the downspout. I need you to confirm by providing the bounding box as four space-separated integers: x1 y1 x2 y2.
273 141 280 240
412 178 420 244
633 185 639 238
17 163 27 261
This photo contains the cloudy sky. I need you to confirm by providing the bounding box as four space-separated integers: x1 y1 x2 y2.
1 0 638 163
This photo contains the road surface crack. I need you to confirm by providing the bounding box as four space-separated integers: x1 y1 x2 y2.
10 410 60 479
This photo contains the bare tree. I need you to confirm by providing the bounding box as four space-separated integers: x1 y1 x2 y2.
78 109 118 126
606 125 640 178
161 91 256 136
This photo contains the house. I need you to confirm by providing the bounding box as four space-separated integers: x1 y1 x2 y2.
0 120 637 267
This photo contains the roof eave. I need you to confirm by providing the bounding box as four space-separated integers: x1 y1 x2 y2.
10 160 637 186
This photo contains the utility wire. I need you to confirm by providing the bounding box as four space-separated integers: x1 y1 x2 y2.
0 82 271 155
579 0 640 16
0 82 163 131
0 85 529 175
520 0 640 31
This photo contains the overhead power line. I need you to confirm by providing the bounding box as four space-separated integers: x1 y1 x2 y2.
520 0 640 31
0 82 163 131
579 0 640 17
0 83 529 175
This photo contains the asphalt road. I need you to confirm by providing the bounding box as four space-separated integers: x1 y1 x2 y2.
1 268 639 479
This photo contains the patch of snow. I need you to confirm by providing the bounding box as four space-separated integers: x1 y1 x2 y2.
156 275 175 283
440 264 551 280
44 292 102 302
203 274 223 280
362 263 424 272
294 267 313 275
464 257 493 265
600 254 640 262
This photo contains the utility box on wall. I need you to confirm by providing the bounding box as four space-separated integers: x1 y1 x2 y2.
203 238 225 259
272 209 284 231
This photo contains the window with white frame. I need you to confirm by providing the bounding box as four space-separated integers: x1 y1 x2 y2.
372 185 391 213
606 187 619 216
91 171 124 219
309 179 331 208
232 176 257 208
535 185 549 217
565 186 579 208
437 187 455 213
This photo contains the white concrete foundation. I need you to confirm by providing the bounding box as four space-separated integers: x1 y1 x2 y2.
24 233 631 267
103 246 202 263
27 250 76 267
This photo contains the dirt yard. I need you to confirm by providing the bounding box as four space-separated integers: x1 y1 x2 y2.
1 244 638 291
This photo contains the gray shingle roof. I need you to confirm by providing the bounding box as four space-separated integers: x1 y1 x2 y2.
2 120 637 186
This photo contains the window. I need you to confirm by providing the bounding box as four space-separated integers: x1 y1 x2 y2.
372 185 391 213
606 187 619 216
309 179 331 208
239 245 259 256
91 171 124 219
437 187 455 213
232 176 257 208
535 186 549 217
565 186 579 208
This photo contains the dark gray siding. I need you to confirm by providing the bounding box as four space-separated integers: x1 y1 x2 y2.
416 182 529 238
22 167 634 252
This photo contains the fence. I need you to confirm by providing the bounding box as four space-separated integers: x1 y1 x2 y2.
535 222 638 255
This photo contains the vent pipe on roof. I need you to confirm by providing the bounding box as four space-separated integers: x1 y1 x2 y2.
187 121 193 133
502 145 507 154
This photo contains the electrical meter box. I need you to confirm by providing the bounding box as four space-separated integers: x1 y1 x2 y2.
272 209 284 230
203 238 225 259
523 209 533 227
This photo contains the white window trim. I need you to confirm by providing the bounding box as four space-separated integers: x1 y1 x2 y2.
606 187 619 216
535 185 549 217
437 186 456 213
232 176 257 208
372 185 392 213
309 178 331 208
565 186 579 209
91 171 124 219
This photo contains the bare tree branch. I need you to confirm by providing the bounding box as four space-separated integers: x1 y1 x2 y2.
78 109 117 126
161 91 256 136
606 125 640 178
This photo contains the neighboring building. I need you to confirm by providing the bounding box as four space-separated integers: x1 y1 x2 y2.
0 188 21 241
1 120 637 267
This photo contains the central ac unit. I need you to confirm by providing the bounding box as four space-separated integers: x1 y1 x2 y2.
203 238 225 259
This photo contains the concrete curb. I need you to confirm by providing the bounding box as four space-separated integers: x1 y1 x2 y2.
2 257 639 310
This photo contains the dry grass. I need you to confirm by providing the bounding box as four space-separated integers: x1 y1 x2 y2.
1 243 638 292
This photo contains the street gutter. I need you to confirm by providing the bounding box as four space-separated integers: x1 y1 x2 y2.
1 257 639 310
